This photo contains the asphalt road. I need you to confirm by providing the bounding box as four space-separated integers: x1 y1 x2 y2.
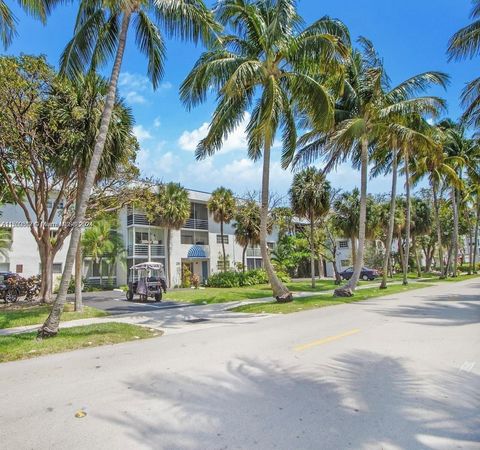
1 279 479 450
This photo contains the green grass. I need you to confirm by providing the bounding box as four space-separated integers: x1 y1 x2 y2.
0 322 160 363
434 273 480 282
0 303 107 330
232 283 433 314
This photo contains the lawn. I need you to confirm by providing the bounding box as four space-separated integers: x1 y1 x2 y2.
165 279 378 304
0 322 160 363
232 283 433 314
0 303 107 330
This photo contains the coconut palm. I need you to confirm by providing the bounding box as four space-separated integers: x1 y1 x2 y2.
181 0 350 300
295 38 447 295
410 197 433 277
233 199 261 272
39 0 219 337
0 0 57 48
157 182 191 287
289 167 331 288
448 0 480 127
208 187 236 272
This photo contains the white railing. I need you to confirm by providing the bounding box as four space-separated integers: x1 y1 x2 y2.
128 244 165 257
183 218 208 230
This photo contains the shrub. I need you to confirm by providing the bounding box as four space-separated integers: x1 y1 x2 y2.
190 273 200 289
206 268 290 288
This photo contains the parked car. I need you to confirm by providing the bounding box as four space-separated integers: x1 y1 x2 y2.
0 272 21 303
340 267 379 281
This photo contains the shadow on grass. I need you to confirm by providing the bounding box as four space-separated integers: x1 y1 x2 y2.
97 351 480 450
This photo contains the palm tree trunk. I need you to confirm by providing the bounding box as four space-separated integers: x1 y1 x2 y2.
413 235 422 278
468 216 473 275
242 244 247 273
403 150 411 286
451 186 459 277
99 257 103 288
260 140 290 301
167 228 172 288
380 146 398 289
432 183 445 278
221 219 227 272
38 242 53 303
38 10 132 338
74 240 83 312
317 254 323 279
336 136 368 296
350 237 356 268
473 197 480 273
310 212 315 288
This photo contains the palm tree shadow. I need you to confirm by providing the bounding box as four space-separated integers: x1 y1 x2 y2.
97 351 480 449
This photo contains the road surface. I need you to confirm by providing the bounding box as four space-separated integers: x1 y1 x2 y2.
1 279 479 449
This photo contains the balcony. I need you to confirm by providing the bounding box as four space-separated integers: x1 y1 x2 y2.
183 218 208 230
127 214 152 226
127 244 165 258
246 248 262 257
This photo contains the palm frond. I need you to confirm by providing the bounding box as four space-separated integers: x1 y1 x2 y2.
448 17 480 61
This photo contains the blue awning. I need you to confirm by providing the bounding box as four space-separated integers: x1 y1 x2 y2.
187 245 206 258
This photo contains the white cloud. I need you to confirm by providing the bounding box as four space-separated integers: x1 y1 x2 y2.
178 113 251 153
125 91 147 105
153 117 161 128
119 72 150 90
155 151 176 173
133 125 152 143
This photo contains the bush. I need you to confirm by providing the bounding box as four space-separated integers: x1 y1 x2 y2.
206 269 290 288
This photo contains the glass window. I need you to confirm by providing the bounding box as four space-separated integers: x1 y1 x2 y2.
181 230 208 245
216 235 229 244
339 241 349 248
135 231 149 244
52 263 63 273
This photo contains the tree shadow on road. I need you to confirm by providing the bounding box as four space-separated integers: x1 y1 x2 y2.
98 351 480 449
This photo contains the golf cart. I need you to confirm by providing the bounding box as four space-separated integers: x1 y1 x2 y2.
126 262 167 302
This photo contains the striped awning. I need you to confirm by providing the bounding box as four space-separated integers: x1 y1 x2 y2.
187 245 206 258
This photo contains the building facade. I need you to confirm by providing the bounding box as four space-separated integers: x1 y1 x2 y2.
0 189 279 288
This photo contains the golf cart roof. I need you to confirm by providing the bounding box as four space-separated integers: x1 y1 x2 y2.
131 262 164 270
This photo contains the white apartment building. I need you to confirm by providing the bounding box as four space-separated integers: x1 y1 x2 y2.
0 189 279 288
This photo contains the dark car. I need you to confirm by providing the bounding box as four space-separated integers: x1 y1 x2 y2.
0 272 21 303
340 267 379 281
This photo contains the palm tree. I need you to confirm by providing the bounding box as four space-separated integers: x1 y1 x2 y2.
181 0 350 301
295 38 447 295
208 187 236 272
289 167 331 288
410 197 433 277
81 219 118 288
0 0 57 48
39 0 219 337
233 199 261 272
448 0 480 127
157 182 190 287
0 227 11 260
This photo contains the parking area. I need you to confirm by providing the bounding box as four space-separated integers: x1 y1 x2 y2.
71 291 191 315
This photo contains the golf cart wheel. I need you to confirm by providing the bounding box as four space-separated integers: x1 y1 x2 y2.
126 290 134 302
362 275 369 281
5 289 18 303
154 292 162 302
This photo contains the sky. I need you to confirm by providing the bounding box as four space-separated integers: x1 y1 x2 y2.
5 0 477 199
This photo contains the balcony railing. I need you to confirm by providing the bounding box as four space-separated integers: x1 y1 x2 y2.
246 248 262 257
127 244 165 257
183 218 208 230
127 214 151 226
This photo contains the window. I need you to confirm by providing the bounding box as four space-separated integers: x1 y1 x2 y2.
181 230 209 245
247 258 263 270
216 234 229 244
53 263 63 273
217 257 230 271
15 264 23 273
135 231 149 244
339 241 349 248
340 260 351 267
267 242 275 250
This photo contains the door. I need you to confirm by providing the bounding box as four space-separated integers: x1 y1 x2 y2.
201 260 208 282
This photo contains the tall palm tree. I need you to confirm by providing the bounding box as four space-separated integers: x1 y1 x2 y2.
233 199 261 272
0 0 56 48
208 187 236 272
39 0 219 337
157 182 190 287
410 197 433 277
289 167 331 288
181 0 350 301
448 0 480 127
295 38 447 295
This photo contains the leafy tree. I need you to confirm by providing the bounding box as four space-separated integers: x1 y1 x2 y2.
289 167 331 288
40 0 219 337
181 0 350 300
208 187 236 272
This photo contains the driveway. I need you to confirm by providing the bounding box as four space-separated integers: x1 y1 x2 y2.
1 279 479 450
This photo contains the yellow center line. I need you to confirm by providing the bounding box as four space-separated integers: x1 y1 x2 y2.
293 328 361 352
